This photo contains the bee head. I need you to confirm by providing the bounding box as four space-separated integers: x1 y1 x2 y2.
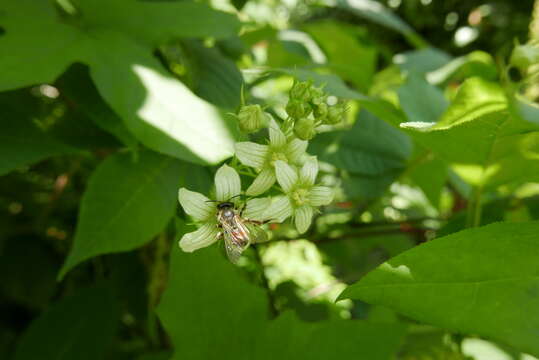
216 201 235 210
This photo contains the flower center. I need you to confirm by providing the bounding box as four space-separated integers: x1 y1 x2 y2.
269 150 288 166
291 188 309 206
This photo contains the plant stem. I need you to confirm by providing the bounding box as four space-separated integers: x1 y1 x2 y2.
466 184 484 228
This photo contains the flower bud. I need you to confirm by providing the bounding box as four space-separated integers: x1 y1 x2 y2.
313 102 328 119
290 81 312 102
237 104 265 133
293 117 316 140
510 43 539 73
286 99 312 119
324 103 346 125
309 86 326 105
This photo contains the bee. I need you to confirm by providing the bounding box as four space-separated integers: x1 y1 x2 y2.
213 199 268 263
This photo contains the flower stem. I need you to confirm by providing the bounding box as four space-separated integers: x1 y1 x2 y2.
466 184 484 228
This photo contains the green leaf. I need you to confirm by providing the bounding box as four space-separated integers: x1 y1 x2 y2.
58 150 183 279
0 0 239 164
408 152 448 208
401 78 539 187
73 0 241 46
303 21 377 91
426 51 497 85
0 91 77 176
157 246 407 360
336 0 427 48
0 1 87 90
340 221 539 357
397 73 448 124
310 110 412 176
87 33 236 164
395 48 452 74
13 284 120 360
181 40 243 110
55 64 138 148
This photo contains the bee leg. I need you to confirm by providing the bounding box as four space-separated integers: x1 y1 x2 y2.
216 231 223 240
239 202 246 217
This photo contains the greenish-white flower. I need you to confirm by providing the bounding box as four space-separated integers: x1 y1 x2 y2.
235 118 308 196
178 164 270 252
267 157 334 234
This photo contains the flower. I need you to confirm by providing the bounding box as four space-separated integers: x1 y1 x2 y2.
178 164 270 252
267 157 334 234
235 118 308 196
237 104 267 133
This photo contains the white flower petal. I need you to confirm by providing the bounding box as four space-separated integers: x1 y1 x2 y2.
215 164 241 201
263 196 293 222
295 205 313 234
274 160 298 193
178 188 214 221
300 156 318 186
179 223 219 252
246 168 276 196
243 197 272 221
308 186 334 206
235 142 269 169
286 138 308 163
269 118 287 147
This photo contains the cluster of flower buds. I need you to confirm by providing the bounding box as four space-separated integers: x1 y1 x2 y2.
510 41 539 75
285 80 347 140
178 78 343 262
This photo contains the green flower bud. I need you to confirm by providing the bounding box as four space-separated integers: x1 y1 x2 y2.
286 99 312 119
324 103 346 125
309 85 326 105
510 43 539 73
237 104 265 133
294 117 316 140
290 81 312 102
313 102 328 119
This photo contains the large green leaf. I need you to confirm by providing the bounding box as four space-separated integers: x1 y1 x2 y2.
397 73 448 124
340 221 539 357
401 78 539 187
335 0 427 48
310 110 412 176
86 32 236 164
58 150 183 279
157 247 406 360
13 284 120 360
55 64 138 148
179 40 243 110
0 0 239 164
303 21 377 91
73 0 240 46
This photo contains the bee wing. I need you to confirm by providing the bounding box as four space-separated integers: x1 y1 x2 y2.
223 230 245 264
246 223 269 243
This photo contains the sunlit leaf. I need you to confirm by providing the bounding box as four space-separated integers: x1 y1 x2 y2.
341 221 539 357
0 0 239 164
401 78 539 187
